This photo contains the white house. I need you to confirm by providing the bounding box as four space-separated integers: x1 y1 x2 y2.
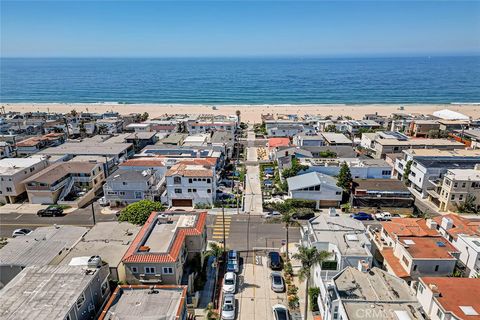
286 172 342 208
164 159 217 207
299 158 393 179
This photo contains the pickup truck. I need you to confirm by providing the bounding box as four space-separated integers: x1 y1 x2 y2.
374 212 393 221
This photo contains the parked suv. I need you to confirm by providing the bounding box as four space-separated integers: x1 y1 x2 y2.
268 251 282 270
37 206 64 217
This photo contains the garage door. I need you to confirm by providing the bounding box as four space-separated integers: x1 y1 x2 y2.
172 199 193 207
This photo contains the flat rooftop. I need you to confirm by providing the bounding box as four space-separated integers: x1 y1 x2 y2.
39 142 132 156
405 148 480 157
0 265 105 320
60 222 141 268
0 157 46 175
145 215 197 253
309 213 371 256
0 226 88 267
100 285 186 320
377 138 464 146
320 132 352 144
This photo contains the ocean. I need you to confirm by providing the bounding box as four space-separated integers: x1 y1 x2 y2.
1 56 479 104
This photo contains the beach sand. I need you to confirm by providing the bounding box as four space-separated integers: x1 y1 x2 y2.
3 103 480 123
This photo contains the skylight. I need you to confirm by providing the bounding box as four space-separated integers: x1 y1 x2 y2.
404 239 415 245
460 306 479 316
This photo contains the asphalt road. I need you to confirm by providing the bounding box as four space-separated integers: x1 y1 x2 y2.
0 203 117 238
206 215 302 252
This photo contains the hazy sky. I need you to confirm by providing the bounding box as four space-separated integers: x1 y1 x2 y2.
1 1 480 57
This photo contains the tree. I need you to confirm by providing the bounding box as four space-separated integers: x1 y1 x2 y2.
205 302 219 320
455 195 479 214
236 110 241 124
140 112 149 121
97 124 109 134
337 162 353 192
79 120 86 138
292 246 331 320
117 200 164 225
70 109 78 117
205 242 224 310
403 160 413 185
282 158 308 179
324 124 337 132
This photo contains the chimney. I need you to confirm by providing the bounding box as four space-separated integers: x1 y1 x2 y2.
358 260 369 273
428 284 441 297
441 217 453 231
426 219 438 230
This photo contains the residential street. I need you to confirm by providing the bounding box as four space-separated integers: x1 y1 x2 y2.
243 129 264 215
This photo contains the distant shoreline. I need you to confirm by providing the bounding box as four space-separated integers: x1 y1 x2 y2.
3 103 480 123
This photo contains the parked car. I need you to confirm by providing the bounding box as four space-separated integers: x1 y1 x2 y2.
270 272 285 292
268 251 282 270
37 206 64 217
221 294 236 320
264 211 281 219
272 304 290 320
12 228 32 237
223 272 237 294
98 196 108 206
350 212 374 221
374 212 393 221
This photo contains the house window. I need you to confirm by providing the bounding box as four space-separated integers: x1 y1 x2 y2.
101 279 109 296
418 283 424 294
188 189 192 192
119 191 126 196
145 266 156 274
163 267 174 274
336 191 341 195
175 189 182 194
174 176 181 184
437 308 444 319
192 189 197 192
435 265 439 272
189 178 193 183
135 191 142 199
382 170 391 176
131 266 138 273
207 178 211 183
76 293 86 309
6 187 12 192
413 265 417 271
122 182 127 186
207 189 211 193
462 182 466 188
402 256 409 267
459 194 464 201
451 194 455 200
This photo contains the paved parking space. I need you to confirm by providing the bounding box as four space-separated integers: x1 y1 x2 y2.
237 255 287 320
0 203 49 215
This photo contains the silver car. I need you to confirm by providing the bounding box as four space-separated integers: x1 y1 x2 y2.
272 304 290 320
270 272 285 293
222 294 236 320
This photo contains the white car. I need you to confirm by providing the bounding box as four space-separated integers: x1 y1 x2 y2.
264 211 281 219
272 304 290 320
375 212 392 221
221 293 236 320
223 272 237 294
12 228 32 237
98 196 108 206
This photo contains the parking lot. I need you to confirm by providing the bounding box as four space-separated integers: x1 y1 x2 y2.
236 253 287 320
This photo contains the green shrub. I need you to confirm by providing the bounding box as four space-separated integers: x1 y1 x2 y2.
117 200 164 225
309 287 321 311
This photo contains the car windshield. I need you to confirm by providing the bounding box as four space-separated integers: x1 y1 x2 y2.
223 304 234 311
273 275 282 285
225 279 235 285
274 309 288 320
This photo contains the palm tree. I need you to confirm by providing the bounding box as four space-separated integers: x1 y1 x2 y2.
271 202 300 261
293 246 331 319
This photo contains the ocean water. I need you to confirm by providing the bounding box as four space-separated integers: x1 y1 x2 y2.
1 56 479 104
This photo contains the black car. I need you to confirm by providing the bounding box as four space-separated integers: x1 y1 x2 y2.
268 251 282 270
37 206 64 217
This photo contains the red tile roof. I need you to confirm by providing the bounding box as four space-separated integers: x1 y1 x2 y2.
381 248 409 278
119 158 166 167
382 218 439 238
268 137 291 148
166 159 215 177
399 236 459 259
433 214 480 239
122 211 207 264
420 277 480 320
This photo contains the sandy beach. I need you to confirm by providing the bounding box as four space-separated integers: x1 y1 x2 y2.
3 103 480 123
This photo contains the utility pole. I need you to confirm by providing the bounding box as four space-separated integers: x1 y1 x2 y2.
91 202 96 225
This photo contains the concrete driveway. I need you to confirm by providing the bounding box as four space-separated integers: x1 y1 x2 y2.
237 255 287 320
0 203 49 215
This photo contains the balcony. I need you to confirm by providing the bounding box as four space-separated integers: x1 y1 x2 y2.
138 274 163 284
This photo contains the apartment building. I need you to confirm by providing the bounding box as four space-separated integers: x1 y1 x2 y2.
103 168 164 206
0 264 110 320
122 211 207 285
394 149 480 198
427 167 480 212
302 212 373 283
165 159 216 207
368 218 459 282
0 225 88 287
0 156 49 203
417 277 480 320
300 158 393 179
321 266 423 320
186 120 236 136
99 285 187 320
373 138 464 159
23 160 105 205
432 215 480 278
343 119 382 135
408 120 440 137
16 132 66 156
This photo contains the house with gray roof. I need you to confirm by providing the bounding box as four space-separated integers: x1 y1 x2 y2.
287 172 342 208
0 225 88 288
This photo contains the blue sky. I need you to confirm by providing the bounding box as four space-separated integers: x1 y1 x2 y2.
1 1 479 57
